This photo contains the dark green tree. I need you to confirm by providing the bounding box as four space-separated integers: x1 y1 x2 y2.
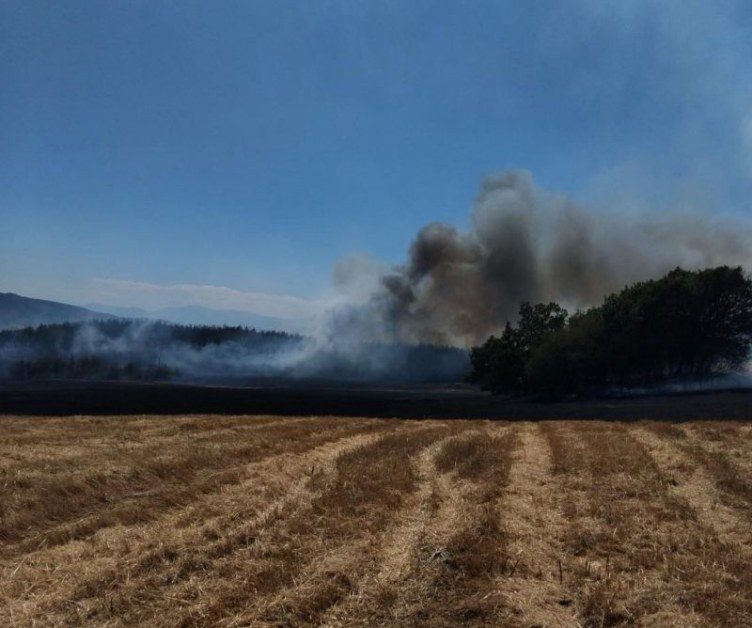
471 266 752 400
470 322 524 393
470 301 568 394
527 266 752 398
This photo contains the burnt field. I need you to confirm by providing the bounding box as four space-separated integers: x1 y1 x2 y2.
2 415 752 626
3 379 752 420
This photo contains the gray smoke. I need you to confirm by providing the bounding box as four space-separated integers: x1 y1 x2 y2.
334 170 752 347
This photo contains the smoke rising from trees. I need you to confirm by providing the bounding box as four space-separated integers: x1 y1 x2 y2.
0 320 469 383
335 170 752 347
3 170 751 386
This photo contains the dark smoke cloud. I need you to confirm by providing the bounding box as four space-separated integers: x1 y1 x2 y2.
335 170 752 347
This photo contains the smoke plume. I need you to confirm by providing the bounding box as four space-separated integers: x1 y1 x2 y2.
334 170 752 347
3 170 749 385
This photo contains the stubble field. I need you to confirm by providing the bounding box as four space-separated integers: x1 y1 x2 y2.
1 415 751 627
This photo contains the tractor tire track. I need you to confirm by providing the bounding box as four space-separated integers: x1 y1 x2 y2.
631 424 750 545
209 423 447 627
2 422 394 627
318 423 477 626
493 422 578 628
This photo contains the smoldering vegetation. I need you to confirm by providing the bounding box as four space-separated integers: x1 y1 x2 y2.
335 170 752 347
0 321 297 382
0 319 469 384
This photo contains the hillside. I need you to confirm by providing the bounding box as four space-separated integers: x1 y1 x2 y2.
0 293 118 330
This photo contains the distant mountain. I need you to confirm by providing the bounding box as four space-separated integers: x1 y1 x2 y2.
85 304 151 319
87 303 310 334
0 293 119 330
0 291 308 334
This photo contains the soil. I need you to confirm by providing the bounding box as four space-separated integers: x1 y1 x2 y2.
2 378 752 420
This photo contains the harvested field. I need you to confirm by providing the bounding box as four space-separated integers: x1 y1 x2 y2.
1 416 751 627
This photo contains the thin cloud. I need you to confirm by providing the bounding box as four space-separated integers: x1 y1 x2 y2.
89 278 324 321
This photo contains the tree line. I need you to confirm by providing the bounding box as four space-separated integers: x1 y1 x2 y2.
470 266 752 399
0 318 472 383
9 355 174 381
0 320 302 381
0 319 300 352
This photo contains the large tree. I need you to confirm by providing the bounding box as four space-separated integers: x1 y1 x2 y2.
470 301 567 394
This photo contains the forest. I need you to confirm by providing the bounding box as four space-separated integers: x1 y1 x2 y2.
0 320 302 381
0 319 468 383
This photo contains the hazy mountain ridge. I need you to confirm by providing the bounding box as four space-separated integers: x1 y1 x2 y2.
0 293 119 330
86 303 310 334
0 291 308 335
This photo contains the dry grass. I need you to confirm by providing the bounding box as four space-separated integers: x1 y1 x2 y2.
680 422 752 510
393 427 520 626
0 415 369 552
0 415 750 627
543 421 752 627
254 425 451 626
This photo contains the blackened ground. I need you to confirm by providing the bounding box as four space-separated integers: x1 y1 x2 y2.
1 379 752 420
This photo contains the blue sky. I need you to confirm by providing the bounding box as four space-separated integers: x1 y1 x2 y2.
2 0 752 320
